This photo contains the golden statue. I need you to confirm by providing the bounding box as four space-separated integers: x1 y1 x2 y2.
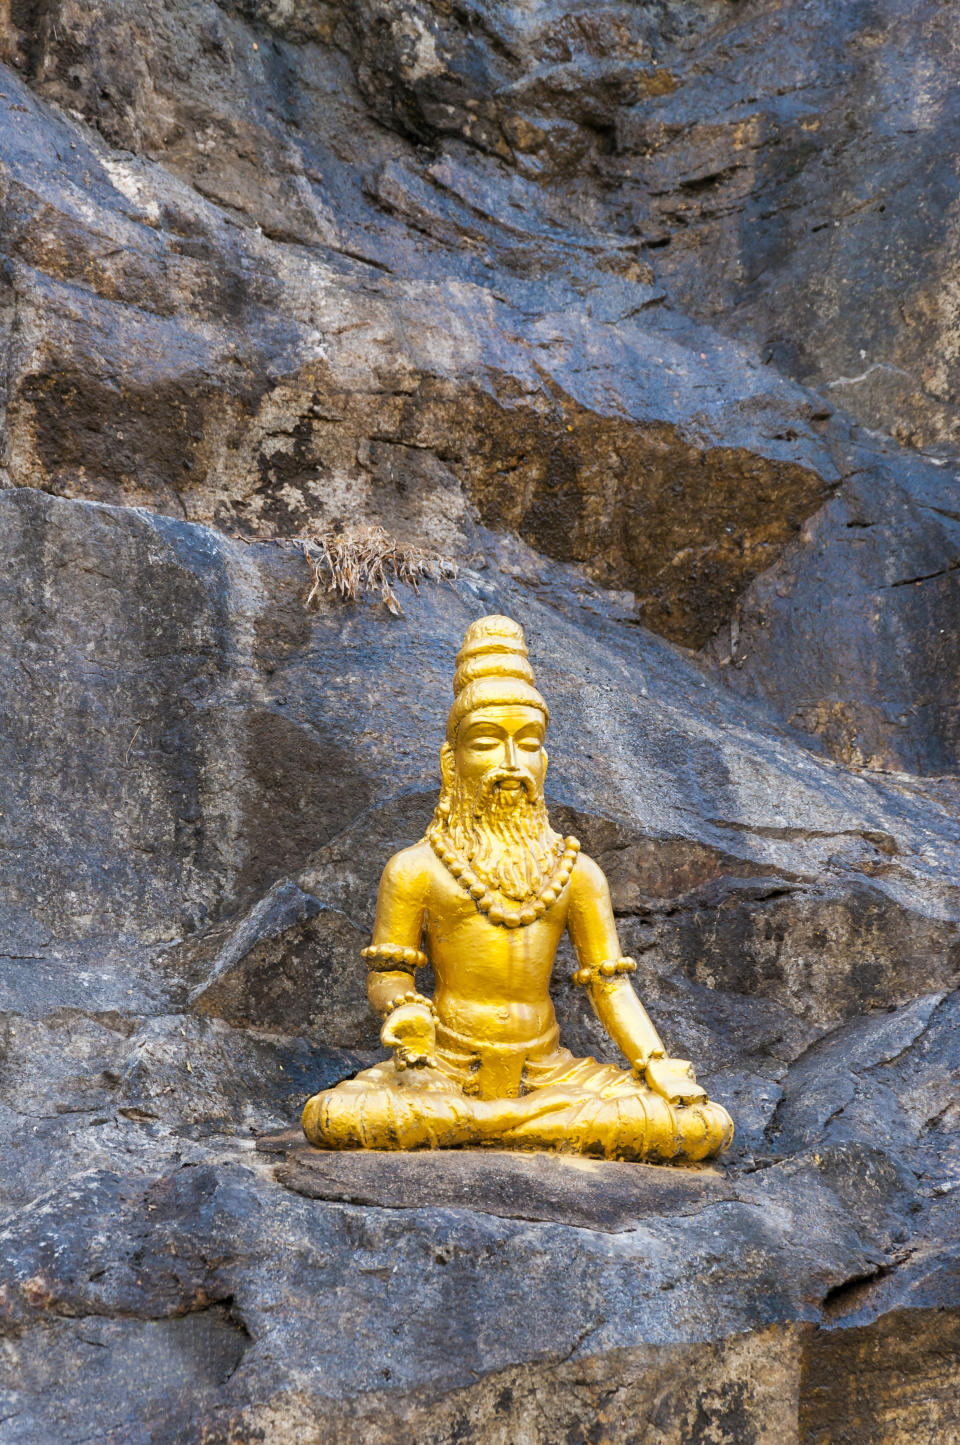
302 616 733 1162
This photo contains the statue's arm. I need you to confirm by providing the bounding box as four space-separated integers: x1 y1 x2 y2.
565 854 666 1066
364 848 436 1067
566 855 707 1104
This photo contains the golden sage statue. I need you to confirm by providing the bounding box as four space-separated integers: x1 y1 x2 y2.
302 616 733 1162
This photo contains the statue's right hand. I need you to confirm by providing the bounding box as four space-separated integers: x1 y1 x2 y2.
643 1056 708 1106
381 1001 437 1069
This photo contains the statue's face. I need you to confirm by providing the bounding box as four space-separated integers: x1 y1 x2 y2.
455 704 547 803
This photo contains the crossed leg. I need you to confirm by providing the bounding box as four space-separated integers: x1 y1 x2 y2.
302 1055 732 1162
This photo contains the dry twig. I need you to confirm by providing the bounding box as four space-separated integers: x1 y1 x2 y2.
290 524 457 616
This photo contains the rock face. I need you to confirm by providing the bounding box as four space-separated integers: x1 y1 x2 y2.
705 451 960 775
1 0 959 1440
0 488 958 1442
0 33 844 648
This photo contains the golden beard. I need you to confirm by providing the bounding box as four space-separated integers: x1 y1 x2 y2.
430 767 562 903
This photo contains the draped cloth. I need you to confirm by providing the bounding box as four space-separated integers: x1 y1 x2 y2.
303 1026 734 1162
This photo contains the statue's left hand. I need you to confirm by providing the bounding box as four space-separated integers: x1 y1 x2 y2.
381 1000 437 1070
642 1056 708 1106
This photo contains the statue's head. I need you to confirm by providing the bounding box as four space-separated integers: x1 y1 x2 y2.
429 617 559 901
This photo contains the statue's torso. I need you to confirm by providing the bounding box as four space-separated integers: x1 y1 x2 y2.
417 846 568 1055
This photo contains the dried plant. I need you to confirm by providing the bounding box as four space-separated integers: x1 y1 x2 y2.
292 524 458 616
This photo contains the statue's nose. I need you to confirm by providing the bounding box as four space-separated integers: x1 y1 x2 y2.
503 737 518 768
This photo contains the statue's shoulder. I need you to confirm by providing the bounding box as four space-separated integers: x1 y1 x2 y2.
569 849 610 895
573 848 603 875
378 839 437 891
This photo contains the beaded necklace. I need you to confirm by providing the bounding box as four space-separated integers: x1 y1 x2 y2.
428 831 581 928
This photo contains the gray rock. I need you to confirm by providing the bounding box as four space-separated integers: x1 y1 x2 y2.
186 879 379 1047
0 1 869 650
0 486 956 1440
262 1136 735 1231
707 452 960 773
1 0 959 1436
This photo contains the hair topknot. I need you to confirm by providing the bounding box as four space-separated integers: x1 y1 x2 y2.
446 615 548 740
453 616 534 695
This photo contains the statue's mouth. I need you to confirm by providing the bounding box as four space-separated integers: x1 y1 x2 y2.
473 768 539 816
488 771 535 805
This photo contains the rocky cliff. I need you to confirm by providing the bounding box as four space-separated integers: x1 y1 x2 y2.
0 2 958 1442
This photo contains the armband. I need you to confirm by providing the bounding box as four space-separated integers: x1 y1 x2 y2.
572 956 637 987
361 943 428 973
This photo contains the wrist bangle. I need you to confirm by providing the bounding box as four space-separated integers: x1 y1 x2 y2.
572 956 637 987
632 1049 666 1072
384 991 438 1022
362 943 428 973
